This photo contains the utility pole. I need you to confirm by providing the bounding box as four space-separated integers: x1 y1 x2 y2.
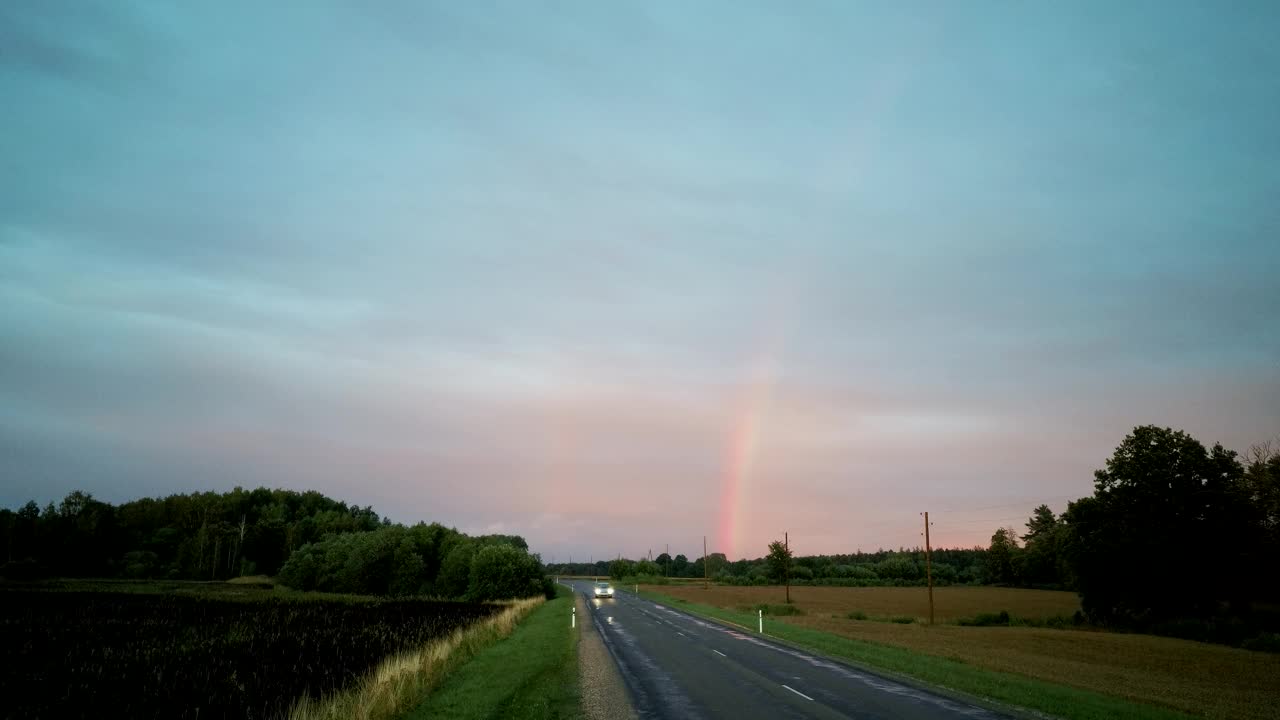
785 531 790 604
665 543 669 578
923 512 934 625
703 536 708 589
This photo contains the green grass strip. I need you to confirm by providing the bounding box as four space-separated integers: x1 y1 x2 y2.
408 586 580 720
638 590 1192 720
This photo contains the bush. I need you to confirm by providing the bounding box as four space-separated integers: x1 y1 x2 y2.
954 610 1084 629
1241 633 1280 653
1150 616 1256 646
620 574 669 585
276 544 320 591
743 603 805 616
121 551 159 579
846 610 868 620
957 610 1012 627
0 559 43 581
890 615 916 624
467 544 545 601
874 556 921 581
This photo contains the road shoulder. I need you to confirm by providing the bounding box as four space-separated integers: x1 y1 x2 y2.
574 587 638 720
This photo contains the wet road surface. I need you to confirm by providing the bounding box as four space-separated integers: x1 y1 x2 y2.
566 580 1008 720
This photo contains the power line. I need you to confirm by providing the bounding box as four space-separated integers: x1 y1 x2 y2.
929 495 1080 515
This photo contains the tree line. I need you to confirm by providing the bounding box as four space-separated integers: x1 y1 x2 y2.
0 487 551 601
549 547 988 587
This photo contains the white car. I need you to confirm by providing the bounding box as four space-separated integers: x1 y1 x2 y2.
593 581 614 598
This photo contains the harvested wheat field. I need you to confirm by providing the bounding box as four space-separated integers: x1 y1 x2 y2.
803 615 1280 720
648 585 1280 720
652 584 1081 621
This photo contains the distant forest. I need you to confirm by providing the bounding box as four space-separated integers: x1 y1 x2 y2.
0 488 548 600
552 547 992 587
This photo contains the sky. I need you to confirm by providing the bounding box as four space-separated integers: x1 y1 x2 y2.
1 1 1278 563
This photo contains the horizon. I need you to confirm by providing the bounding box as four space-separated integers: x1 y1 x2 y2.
2 2 1278 563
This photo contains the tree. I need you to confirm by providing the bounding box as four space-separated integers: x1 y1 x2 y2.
702 553 728 576
984 527 1021 585
765 540 793 584
1063 425 1249 624
435 539 477 598
1239 439 1280 602
1023 505 1057 543
874 554 921 582
672 554 689 576
609 558 634 580
476 534 529 551
655 552 672 575
1021 505 1065 587
389 537 426 596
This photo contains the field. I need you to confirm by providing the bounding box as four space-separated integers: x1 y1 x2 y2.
645 584 1280 720
651 584 1082 622
0 585 499 719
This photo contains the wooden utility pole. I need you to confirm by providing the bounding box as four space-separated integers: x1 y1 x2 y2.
923 512 935 625
785 531 790 604
703 536 708 589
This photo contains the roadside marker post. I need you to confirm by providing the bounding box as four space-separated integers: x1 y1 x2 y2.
758 609 763 633
572 607 576 629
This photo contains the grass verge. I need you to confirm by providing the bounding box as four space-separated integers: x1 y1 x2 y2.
406 585 579 720
288 596 545 720
638 589 1193 720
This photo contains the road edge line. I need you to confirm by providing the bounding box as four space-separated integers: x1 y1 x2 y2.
635 591 1056 720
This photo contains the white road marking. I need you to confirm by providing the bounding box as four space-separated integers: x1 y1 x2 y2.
713 649 727 657
676 631 687 637
781 685 814 701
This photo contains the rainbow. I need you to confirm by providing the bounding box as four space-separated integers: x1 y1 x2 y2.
716 340 780 561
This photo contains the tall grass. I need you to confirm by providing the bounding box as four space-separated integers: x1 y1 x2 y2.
288 597 544 720
407 587 579 719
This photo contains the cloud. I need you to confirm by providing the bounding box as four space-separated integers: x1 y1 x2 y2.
1 1 1278 560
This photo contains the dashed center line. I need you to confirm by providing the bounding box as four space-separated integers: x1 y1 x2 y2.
781 684 814 701
713 649 727 657
676 631 687 637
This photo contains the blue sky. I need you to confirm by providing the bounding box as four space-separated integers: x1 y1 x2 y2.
2 1 1277 561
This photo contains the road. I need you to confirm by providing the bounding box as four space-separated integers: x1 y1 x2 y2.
564 580 1007 720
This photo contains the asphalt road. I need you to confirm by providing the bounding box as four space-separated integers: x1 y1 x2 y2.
564 580 1007 720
